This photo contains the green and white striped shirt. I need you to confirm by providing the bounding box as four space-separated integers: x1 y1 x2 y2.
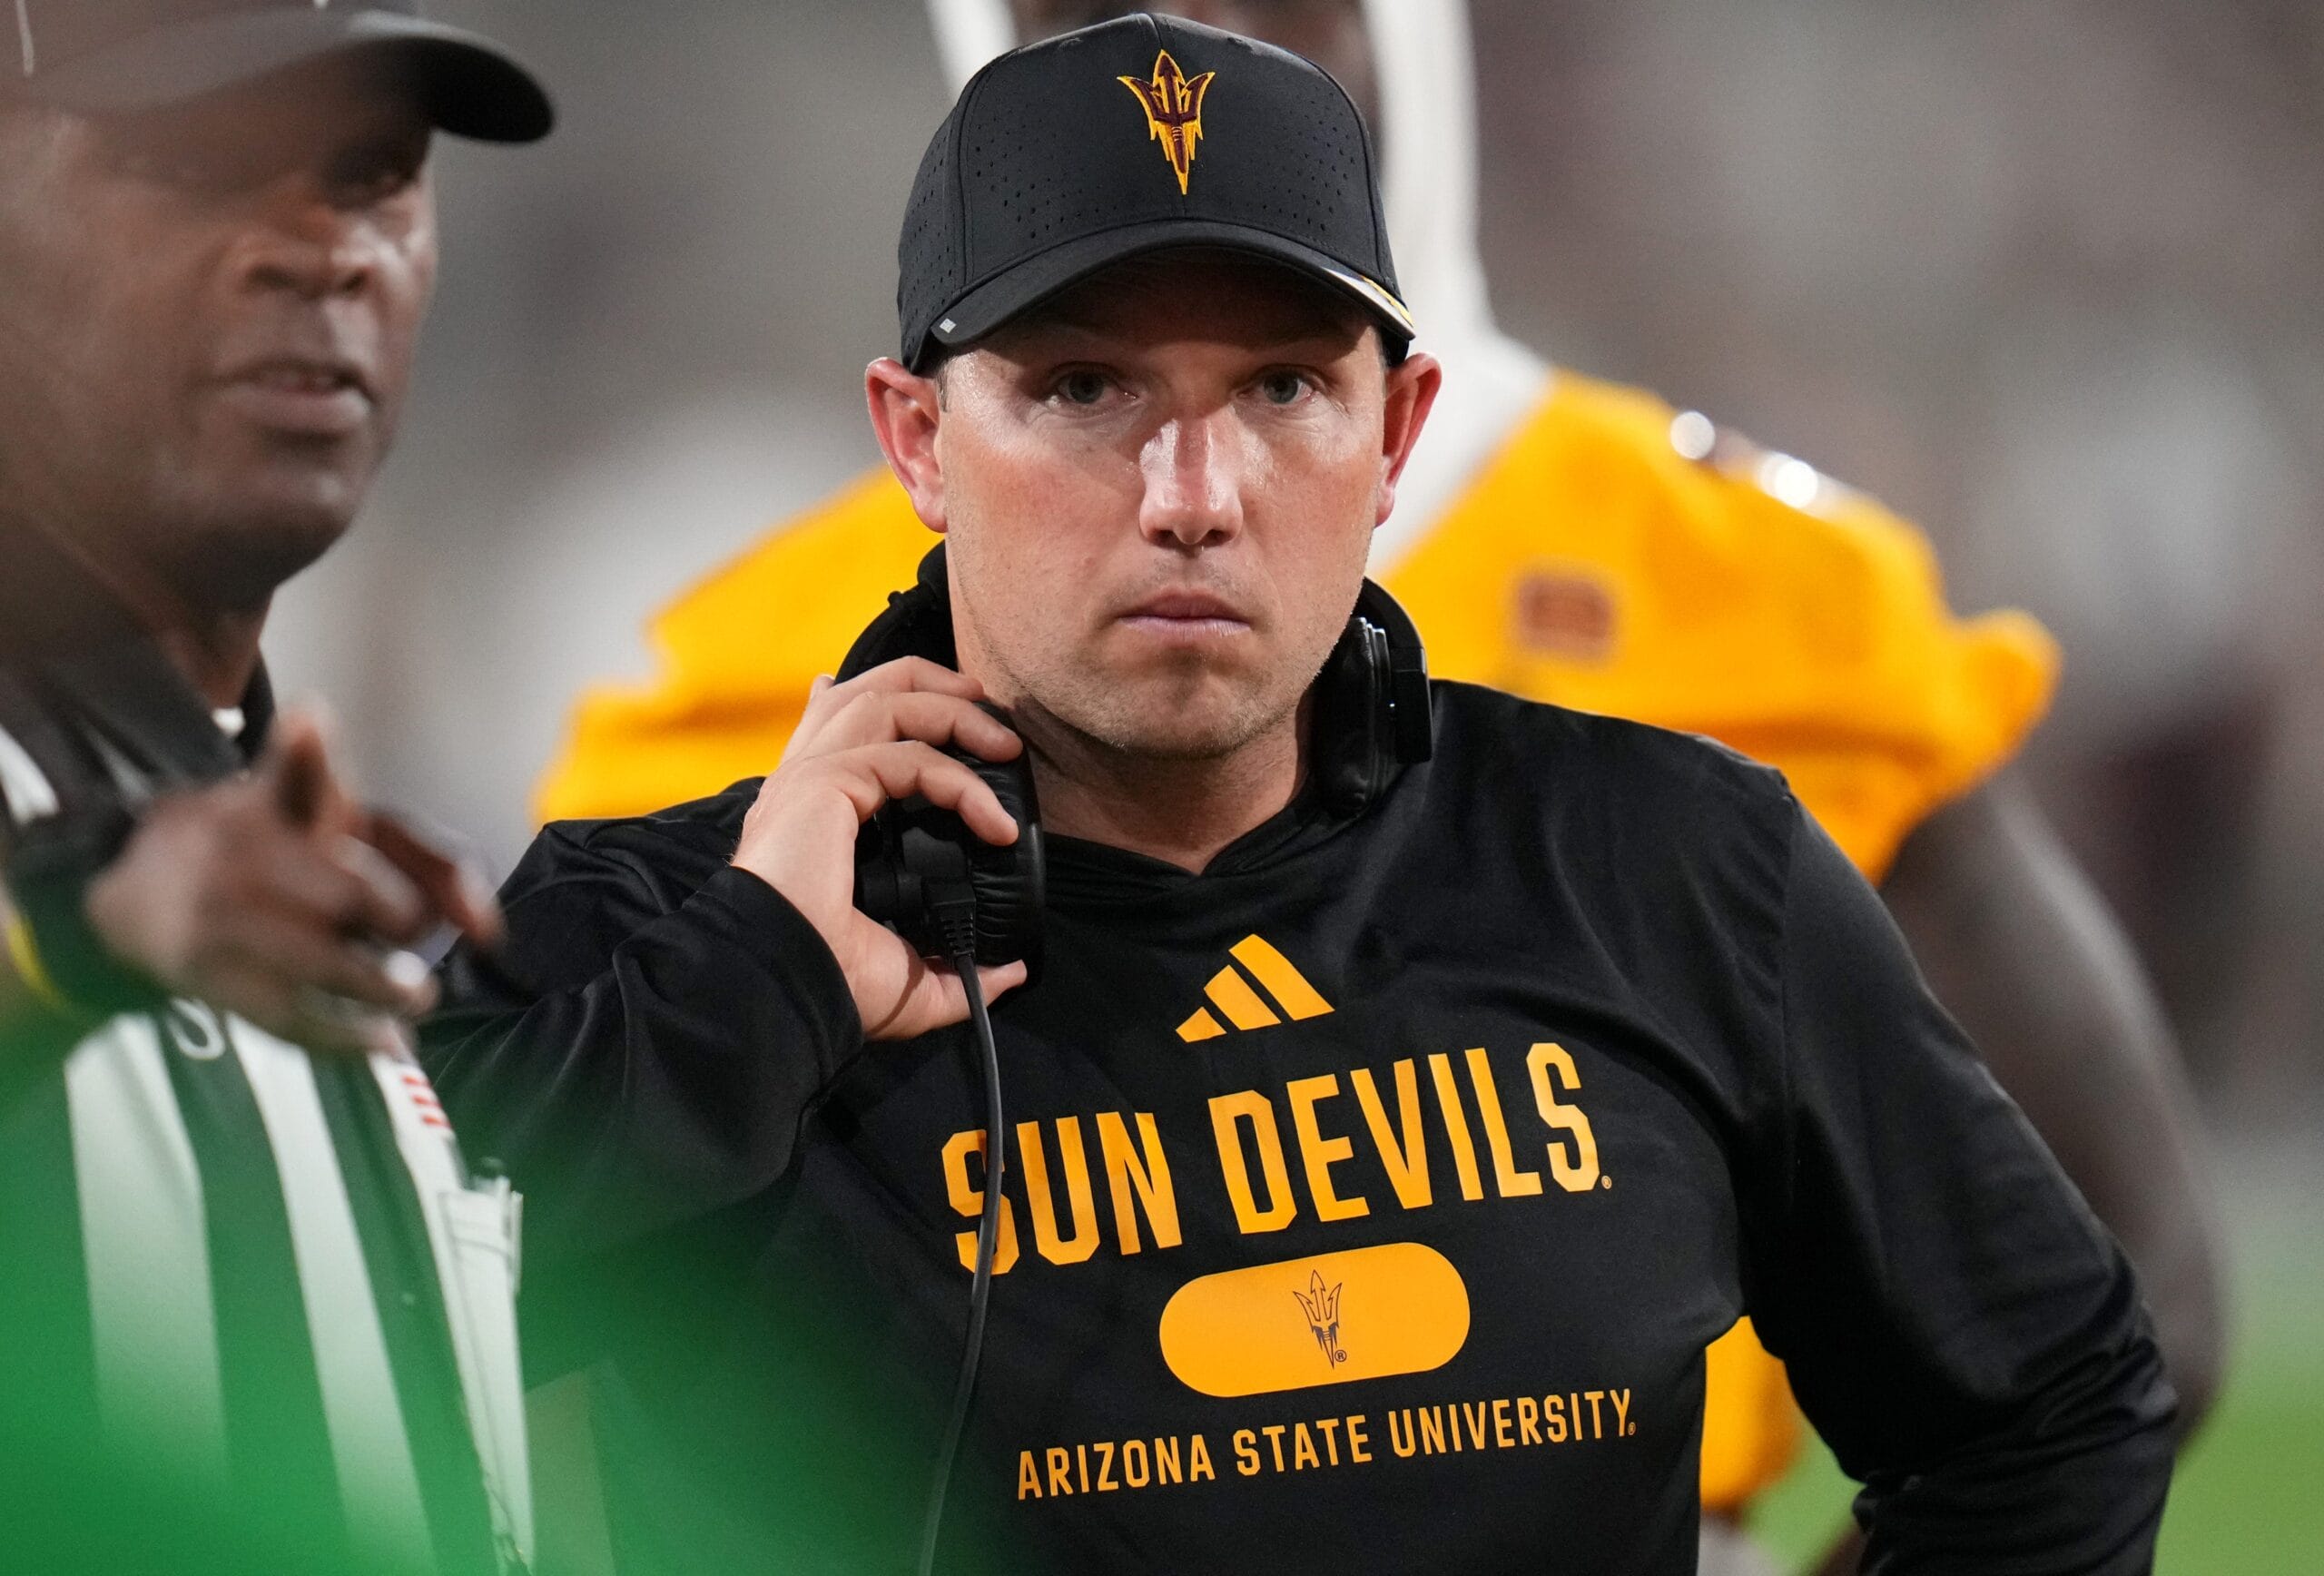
1 657 531 1575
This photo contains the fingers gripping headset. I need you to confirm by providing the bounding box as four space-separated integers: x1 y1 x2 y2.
840 547 1431 1575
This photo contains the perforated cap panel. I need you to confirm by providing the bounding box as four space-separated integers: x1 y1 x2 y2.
897 109 966 350
895 13 1406 369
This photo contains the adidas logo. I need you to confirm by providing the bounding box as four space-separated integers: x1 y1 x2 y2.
1177 936 1334 1042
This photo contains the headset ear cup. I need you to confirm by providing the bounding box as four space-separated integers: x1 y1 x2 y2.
1311 616 1390 813
1354 580 1433 765
842 565 1044 977
851 752 1043 973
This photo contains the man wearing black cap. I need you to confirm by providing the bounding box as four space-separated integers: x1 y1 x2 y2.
0 5 547 1571
428 15 2173 1574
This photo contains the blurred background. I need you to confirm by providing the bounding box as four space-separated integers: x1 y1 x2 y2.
263 2 2322 1567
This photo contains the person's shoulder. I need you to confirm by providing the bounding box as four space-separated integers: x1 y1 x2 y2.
1421 684 1803 992
1431 679 1788 791
538 777 761 859
1428 680 1797 840
1473 366 1945 573
1397 370 2058 876
1396 367 1966 687
1562 375 2029 655
517 778 763 901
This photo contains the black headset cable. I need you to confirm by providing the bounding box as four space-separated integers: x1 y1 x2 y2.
918 895 1004 1576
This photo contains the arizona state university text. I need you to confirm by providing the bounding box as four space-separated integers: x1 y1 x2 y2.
1016 1385 1640 1501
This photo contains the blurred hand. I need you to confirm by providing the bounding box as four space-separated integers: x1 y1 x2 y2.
83 710 501 1056
732 657 1028 1039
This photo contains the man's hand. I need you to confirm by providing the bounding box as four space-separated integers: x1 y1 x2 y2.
82 710 502 1055
732 658 1029 1040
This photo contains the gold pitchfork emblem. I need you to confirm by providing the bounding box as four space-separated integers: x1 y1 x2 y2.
1118 51 1217 195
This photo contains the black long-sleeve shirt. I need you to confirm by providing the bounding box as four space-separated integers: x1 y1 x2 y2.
427 682 2174 1574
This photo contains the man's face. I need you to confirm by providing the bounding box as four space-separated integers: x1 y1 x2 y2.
0 55 438 610
1010 0 1378 128
916 253 1434 763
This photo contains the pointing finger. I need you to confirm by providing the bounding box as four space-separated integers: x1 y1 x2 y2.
365 813 504 949
261 711 335 827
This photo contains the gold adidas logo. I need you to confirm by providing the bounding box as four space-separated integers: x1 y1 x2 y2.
1177 937 1334 1042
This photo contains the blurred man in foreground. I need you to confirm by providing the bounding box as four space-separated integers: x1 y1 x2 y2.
537 2 2223 1566
0 4 548 1569
436 15 2176 1572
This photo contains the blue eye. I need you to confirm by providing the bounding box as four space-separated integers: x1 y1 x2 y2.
1258 371 1310 406
1056 370 1110 405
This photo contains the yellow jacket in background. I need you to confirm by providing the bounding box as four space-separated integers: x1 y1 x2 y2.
534 369 2059 1513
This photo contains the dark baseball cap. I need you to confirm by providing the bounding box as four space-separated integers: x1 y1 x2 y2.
4 0 552 143
897 12 1411 372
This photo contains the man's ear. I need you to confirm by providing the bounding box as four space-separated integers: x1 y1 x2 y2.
1374 350 1443 528
865 358 949 534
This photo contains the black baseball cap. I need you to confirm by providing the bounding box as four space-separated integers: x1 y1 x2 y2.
897 12 1411 372
4 0 552 143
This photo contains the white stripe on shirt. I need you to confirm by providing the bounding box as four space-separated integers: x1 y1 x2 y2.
0 721 59 826
237 1023 433 1570
65 1019 226 1486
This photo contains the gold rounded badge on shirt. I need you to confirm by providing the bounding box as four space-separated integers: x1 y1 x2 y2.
1158 1242 1471 1398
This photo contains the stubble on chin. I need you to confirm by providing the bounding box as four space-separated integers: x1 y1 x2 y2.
1037 650 1309 765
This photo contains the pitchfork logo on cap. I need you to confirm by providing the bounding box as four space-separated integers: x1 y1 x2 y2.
1118 49 1215 195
